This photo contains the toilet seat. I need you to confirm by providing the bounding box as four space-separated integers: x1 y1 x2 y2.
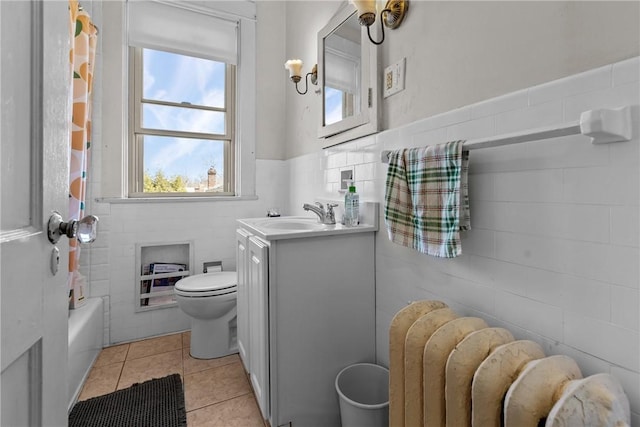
175 272 237 297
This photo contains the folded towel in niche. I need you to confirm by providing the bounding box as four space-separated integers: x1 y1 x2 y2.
384 141 470 258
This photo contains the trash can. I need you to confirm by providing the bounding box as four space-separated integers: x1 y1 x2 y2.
335 363 389 427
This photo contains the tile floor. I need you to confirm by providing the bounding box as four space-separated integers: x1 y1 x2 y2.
77 332 267 427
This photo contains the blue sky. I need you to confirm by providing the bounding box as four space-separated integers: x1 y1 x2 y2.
142 49 226 184
325 87 343 125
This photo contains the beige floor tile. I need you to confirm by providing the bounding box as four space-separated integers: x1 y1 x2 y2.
183 349 239 375
182 331 191 349
126 333 183 360
187 394 265 427
117 349 183 390
93 344 129 367
78 362 123 401
184 360 251 412
79 331 262 426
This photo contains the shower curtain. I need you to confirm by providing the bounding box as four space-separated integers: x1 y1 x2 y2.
68 0 97 309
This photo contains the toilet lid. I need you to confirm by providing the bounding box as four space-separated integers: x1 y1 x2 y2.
174 272 237 294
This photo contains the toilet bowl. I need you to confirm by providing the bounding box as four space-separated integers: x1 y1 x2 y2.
175 271 238 359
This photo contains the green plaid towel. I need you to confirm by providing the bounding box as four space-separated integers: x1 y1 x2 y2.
384 141 470 258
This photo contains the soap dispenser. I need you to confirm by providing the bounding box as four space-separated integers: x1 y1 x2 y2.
344 180 359 227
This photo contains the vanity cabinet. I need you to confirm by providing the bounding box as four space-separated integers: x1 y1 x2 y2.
236 222 376 427
236 229 270 419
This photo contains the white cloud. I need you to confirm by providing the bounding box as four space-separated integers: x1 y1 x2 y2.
143 66 155 93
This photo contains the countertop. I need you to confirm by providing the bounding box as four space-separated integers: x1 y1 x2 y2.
237 215 378 241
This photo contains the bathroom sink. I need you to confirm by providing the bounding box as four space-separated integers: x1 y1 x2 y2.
238 208 378 241
252 217 330 231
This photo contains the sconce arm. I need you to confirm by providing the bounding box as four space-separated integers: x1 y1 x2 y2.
365 11 388 45
294 64 318 95
361 0 408 45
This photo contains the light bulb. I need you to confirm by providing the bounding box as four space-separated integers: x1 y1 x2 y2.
284 59 303 79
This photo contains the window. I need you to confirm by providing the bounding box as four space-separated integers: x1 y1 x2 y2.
126 1 252 198
129 48 235 195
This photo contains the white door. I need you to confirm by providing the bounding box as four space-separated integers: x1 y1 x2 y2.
1 2 71 426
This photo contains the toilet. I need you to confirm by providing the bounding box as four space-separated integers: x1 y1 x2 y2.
174 271 238 359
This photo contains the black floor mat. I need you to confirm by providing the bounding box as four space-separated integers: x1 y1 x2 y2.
69 374 186 427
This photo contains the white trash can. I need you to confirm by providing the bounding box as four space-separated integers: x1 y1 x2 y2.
335 363 389 427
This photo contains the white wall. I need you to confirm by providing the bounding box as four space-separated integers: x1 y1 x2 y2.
380 1 640 131
284 1 640 158
287 58 640 424
256 1 287 160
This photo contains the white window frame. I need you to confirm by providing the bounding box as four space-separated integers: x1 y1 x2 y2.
98 1 256 201
128 47 236 197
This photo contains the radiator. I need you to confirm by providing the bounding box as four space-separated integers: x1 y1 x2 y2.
389 300 631 427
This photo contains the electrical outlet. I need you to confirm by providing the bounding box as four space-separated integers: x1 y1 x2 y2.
383 57 406 98
340 169 353 191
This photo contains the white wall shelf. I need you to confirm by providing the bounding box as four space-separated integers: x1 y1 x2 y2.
135 242 193 312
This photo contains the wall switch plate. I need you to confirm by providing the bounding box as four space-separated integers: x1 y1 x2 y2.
383 57 406 98
340 169 353 191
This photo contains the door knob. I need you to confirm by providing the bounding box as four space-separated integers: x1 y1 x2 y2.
47 211 99 244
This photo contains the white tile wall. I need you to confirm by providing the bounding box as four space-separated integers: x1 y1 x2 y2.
471 89 528 119
527 65 612 106
289 57 640 421
495 100 564 134
83 159 289 344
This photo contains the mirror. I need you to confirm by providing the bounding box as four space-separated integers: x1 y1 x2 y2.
318 3 379 147
324 13 361 126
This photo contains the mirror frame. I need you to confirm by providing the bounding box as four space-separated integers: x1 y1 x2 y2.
318 3 380 147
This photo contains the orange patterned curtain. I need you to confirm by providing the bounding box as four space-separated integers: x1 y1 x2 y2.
68 0 97 308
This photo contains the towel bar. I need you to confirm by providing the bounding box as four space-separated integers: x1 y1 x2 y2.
381 106 632 163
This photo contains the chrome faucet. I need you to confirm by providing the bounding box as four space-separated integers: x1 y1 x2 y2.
303 202 338 225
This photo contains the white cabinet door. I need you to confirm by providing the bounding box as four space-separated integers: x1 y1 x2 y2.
235 229 251 371
248 236 269 420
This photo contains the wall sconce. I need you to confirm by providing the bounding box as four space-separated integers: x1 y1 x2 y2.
351 0 408 45
284 59 318 95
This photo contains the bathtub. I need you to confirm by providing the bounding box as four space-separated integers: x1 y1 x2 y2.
68 297 104 410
